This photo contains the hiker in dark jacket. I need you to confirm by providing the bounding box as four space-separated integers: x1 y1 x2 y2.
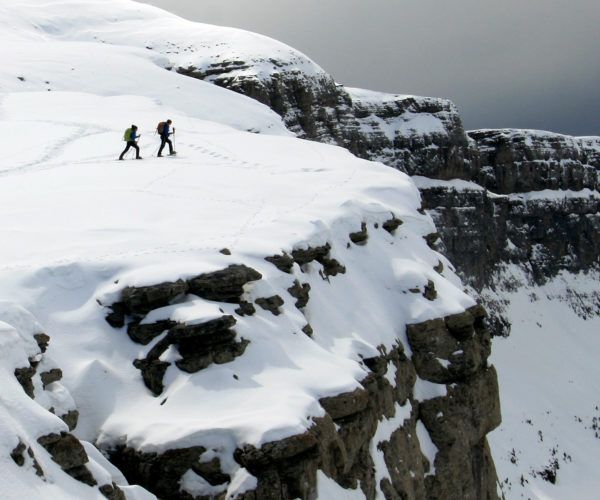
119 125 142 160
157 119 175 157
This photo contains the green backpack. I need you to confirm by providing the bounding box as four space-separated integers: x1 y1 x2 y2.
123 128 133 141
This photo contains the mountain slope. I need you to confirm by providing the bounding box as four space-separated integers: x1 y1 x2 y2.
78 3 600 499
0 1 501 499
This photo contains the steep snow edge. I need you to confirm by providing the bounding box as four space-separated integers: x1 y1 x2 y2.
0 303 154 500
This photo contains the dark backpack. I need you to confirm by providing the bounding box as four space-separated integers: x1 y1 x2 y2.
156 122 165 135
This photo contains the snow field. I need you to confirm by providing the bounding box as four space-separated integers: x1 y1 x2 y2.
489 267 600 499
0 85 473 497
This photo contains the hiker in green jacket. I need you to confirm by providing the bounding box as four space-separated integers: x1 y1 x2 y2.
119 125 142 160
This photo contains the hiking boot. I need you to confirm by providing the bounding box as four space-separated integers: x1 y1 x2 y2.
136 157 143 160
157 154 162 157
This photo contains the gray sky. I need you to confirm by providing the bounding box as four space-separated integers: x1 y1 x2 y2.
142 0 600 136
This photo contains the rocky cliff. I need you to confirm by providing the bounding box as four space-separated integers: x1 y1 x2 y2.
177 61 478 181
156 32 600 497
417 131 600 334
470 129 599 193
101 226 501 500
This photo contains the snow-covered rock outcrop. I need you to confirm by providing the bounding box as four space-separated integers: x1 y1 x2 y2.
0 88 502 499
0 303 152 500
417 130 600 313
0 2 503 499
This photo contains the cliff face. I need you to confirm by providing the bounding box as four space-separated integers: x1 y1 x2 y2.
470 129 599 193
417 131 600 319
102 233 501 500
179 62 478 181
420 179 600 286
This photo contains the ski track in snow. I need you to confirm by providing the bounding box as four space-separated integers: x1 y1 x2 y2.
0 121 112 177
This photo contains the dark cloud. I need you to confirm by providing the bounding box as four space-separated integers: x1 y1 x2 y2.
143 0 599 136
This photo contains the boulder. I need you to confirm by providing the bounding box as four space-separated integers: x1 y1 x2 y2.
255 295 285 315
382 216 403 235
37 433 87 469
14 366 36 398
349 223 369 246
288 281 311 309
33 333 51 353
59 409 80 431
127 320 176 345
235 300 257 316
121 279 188 316
320 388 370 420
40 368 62 388
133 359 171 396
265 253 295 273
188 265 262 303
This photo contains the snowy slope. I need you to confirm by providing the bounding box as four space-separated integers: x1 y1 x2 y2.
0 87 473 498
0 302 154 500
488 267 600 499
0 2 484 499
2 0 327 93
0 2 289 135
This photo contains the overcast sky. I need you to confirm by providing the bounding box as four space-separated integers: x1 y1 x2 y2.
142 0 599 136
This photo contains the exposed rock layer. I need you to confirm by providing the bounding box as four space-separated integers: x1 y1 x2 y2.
106 279 501 499
422 183 600 292
470 129 599 193
176 62 478 179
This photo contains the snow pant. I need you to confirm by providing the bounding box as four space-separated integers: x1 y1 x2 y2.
119 141 140 159
158 137 173 156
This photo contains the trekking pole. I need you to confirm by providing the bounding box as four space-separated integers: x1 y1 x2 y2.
173 128 176 153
